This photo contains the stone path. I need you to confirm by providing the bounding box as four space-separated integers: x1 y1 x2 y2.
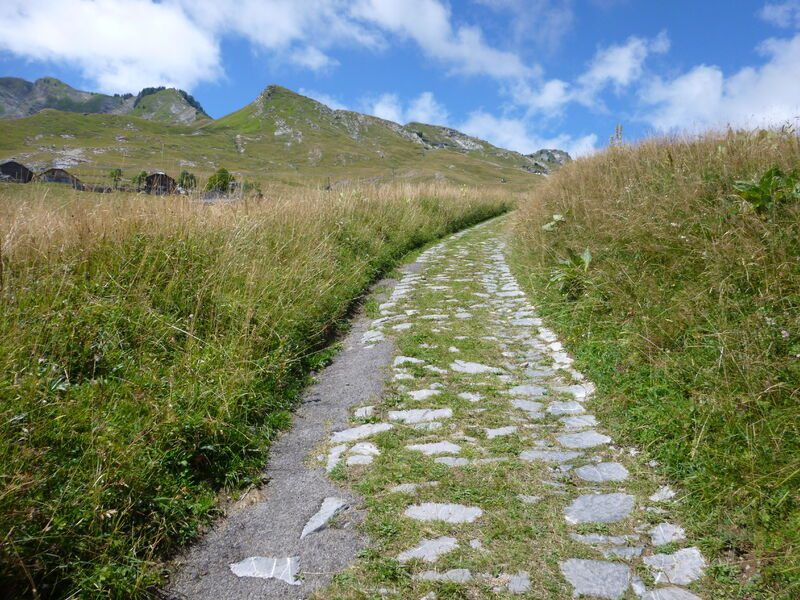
169 217 707 599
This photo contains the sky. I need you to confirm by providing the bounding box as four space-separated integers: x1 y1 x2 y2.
2 0 800 157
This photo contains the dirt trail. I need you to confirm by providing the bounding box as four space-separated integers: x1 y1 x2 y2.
168 218 706 599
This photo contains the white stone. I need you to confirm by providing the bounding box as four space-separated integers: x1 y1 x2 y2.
409 389 442 401
392 323 413 331
416 569 472 583
346 454 374 466
644 548 706 585
458 392 482 402
413 422 443 431
424 365 449 374
574 462 630 482
354 406 374 418
509 384 546 397
507 571 531 594
650 486 677 502
350 442 380 456
404 503 483 523
643 587 703 600
559 559 631 599
300 497 347 538
512 399 544 413
326 444 348 472
398 537 458 563
485 426 518 439
394 356 424 366
469 538 483 550
361 330 385 344
564 493 635 524
389 408 452 424
560 415 598 430
229 556 301 585
547 401 585 415
650 523 687 546
520 449 582 463
557 430 612 449
448 346 460 353
603 546 644 560
331 423 393 443
406 441 461 455
450 360 502 374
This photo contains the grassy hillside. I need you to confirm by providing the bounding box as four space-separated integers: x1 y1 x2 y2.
0 85 550 190
0 182 513 599
511 130 799 597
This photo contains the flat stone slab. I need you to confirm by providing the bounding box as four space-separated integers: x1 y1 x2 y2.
361 330 385 344
408 389 442 401
300 497 347 538
346 454 374 466
557 430 612 449
394 356 425 366
229 556 301 585
564 493 635 524
559 559 631 599
331 423 393 443
575 462 630 482
349 442 379 456
518 494 542 504
560 415 598 430
485 426 518 439
520 449 582 463
406 441 461 455
389 408 452 423
326 444 347 472
404 503 483 523
507 571 531 594
643 587 703 600
547 401 586 415
603 546 644 560
644 547 706 585
650 523 687 546
512 399 544 413
416 569 472 583
450 360 502 374
457 391 483 402
354 405 374 418
398 537 458 563
508 384 546 397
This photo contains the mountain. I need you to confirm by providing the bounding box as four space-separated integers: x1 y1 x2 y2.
0 77 209 124
0 82 570 188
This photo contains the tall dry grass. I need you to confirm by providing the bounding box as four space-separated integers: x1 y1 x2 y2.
512 129 799 597
0 182 512 599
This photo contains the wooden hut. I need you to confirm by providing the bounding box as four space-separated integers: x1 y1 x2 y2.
35 168 84 189
144 172 176 195
0 160 33 183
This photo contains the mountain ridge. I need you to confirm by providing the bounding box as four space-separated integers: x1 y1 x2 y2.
0 79 571 188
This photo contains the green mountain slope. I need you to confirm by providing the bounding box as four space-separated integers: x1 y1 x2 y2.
0 83 569 188
0 77 208 125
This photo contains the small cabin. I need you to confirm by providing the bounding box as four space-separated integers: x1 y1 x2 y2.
0 160 33 183
36 168 84 189
144 172 176 195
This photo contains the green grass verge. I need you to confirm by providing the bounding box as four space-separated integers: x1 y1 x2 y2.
509 130 799 597
0 184 512 599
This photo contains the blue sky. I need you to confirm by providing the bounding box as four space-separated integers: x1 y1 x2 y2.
2 0 800 156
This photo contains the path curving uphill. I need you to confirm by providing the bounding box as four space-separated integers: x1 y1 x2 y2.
167 217 707 599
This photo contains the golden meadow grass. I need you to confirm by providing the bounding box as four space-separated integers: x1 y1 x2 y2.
0 182 512 598
511 129 800 596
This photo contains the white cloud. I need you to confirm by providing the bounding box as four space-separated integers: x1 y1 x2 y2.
760 1 800 28
0 0 220 93
364 91 449 124
639 33 800 131
290 47 339 71
511 32 669 116
406 92 449 124
474 0 575 53
351 0 533 78
459 110 597 157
